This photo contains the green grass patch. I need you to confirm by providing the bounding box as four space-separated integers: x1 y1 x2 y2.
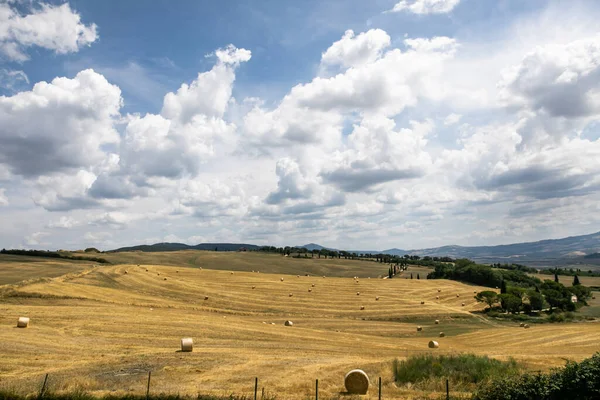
393 353 522 392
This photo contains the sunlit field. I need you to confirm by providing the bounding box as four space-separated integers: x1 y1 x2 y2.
1 251 599 399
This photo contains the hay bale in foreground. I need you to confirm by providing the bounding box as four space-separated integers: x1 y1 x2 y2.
344 369 369 395
524 324 530 329
428 340 439 349
417 326 422 332
439 332 445 337
285 320 293 326
17 317 29 328
519 322 524 327
181 338 193 352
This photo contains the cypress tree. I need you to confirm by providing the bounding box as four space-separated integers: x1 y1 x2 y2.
573 275 580 285
554 272 559 283
500 280 507 294
410 273 413 279
417 273 420 280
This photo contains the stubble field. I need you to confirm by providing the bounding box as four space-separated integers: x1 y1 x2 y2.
0 251 599 399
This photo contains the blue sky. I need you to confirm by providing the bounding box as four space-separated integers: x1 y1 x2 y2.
2 0 600 251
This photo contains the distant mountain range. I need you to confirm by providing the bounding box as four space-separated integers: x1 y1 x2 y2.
108 242 260 253
109 231 600 266
305 231 600 265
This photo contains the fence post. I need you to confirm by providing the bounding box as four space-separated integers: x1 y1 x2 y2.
254 377 258 400
446 378 449 400
146 371 152 400
315 378 319 400
38 373 49 399
378 376 382 400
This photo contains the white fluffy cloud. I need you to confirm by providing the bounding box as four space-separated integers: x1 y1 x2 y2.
388 0 461 15
499 35 600 119
321 117 434 192
320 29 391 70
0 69 121 178
0 2 97 62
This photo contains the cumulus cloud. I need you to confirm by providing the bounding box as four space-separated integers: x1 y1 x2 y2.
0 69 122 178
499 35 600 119
320 29 391 70
388 0 461 15
0 2 97 62
320 117 434 192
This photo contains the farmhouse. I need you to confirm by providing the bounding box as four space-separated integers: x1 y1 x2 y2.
571 294 578 303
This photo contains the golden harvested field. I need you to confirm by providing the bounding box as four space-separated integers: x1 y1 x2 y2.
0 254 91 286
0 252 599 399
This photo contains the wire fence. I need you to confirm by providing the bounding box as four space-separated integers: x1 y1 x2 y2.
30 373 457 400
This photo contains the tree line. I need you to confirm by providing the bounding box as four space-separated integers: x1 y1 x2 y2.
0 248 110 264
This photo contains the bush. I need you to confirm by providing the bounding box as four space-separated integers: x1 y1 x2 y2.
473 352 600 400
393 353 521 390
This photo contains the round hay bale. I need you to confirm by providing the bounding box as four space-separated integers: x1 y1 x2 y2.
357 292 360 295
592 296 596 299
435 320 439 324
344 369 370 395
17 317 29 328
519 322 524 327
456 294 460 297
137 264 140 266
176 270 179 273
199 267 203 270
308 289 312 292
438 289 441 292
297 275 300 278
181 338 193 352
417 326 422 332
146 269 149 272
157 273 160 276
164 277 167 281
284 320 293 326
474 290 477 293
375 296 379 301
461 302 465 306
323 276 326 278
252 286 256 289
311 284 315 287
421 301 425 305
439 332 445 337
289 293 293 297
280 278 284 282
436 296 440 300
124 270 128 274
230 272 234 275
428 340 439 349
524 324 530 329
360 306 365 310
204 296 209 300
270 322 275 325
